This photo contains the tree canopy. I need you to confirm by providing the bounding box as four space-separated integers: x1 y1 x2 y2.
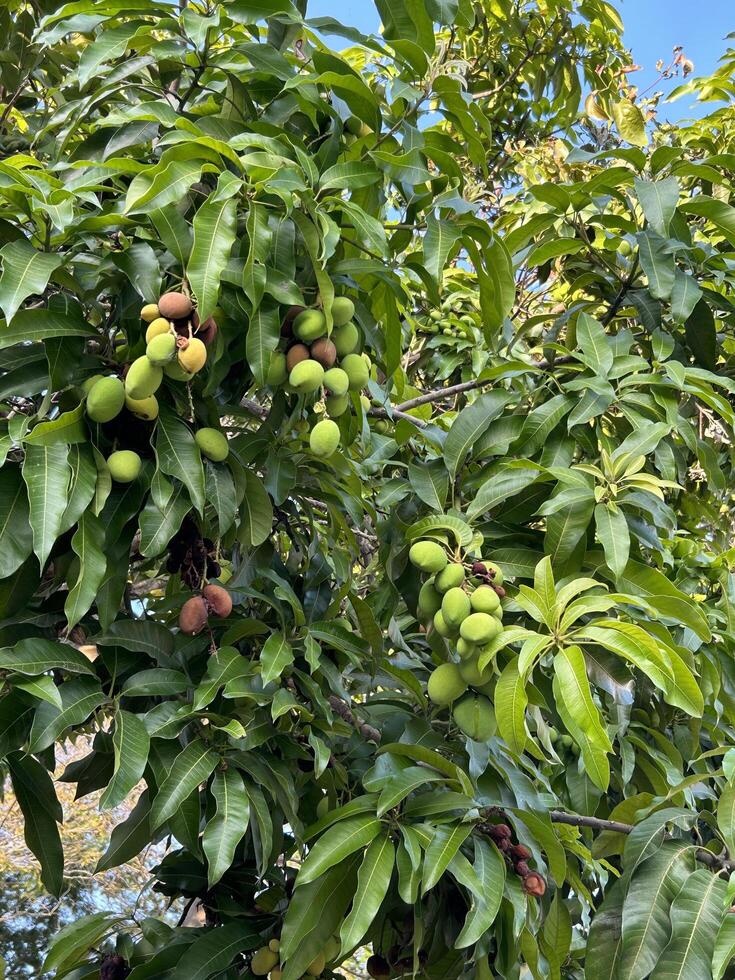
3 1 735 978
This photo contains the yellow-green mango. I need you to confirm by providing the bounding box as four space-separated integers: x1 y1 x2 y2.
125 356 163 399
107 450 141 482
289 359 324 393
331 296 355 327
459 613 501 645
470 586 500 614
333 322 359 357
310 419 340 458
86 376 125 422
435 563 465 594
409 540 447 573
195 427 229 461
427 662 467 705
441 587 471 628
294 308 327 342
453 695 496 741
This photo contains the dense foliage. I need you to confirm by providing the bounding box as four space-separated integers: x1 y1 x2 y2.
3 0 735 978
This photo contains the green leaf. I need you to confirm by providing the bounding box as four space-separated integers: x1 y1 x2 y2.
612 100 648 147
594 504 630 580
246 302 280 386
0 308 96 348
65 510 107 630
408 460 449 512
637 231 675 301
150 739 220 830
0 636 94 675
150 204 193 265
96 790 152 873
671 268 702 324
320 161 381 190
649 869 727 980
679 196 735 244
95 618 174 659
620 841 695 980
684 298 716 370
526 237 586 266
339 833 394 952
495 656 528 755
423 214 463 282
585 880 624 980
8 752 64 896
156 409 205 515
541 891 573 980
193 647 249 710
634 176 679 237
125 158 205 214
713 914 735 980
0 465 33 578
99 709 150 810
22 442 71 568
25 402 87 446
121 669 188 696
174 923 260 980
455 838 505 947
187 173 240 321
0 240 63 323
43 912 122 975
260 631 294 684
202 768 250 887
238 470 273 547
554 645 612 760
376 766 445 817
29 677 105 752
717 781 735 856
422 823 473 894
444 391 510 479
296 815 382 886
576 313 613 375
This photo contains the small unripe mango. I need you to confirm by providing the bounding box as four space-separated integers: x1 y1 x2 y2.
359 394 370 411
331 296 355 327
427 662 467 705
306 951 326 976
141 303 160 323
178 337 207 373
341 352 369 390
310 419 340 458
145 317 171 342
107 449 141 482
125 394 159 420
460 613 500 644
456 637 477 660
268 939 280 954
433 609 455 638
146 332 176 366
323 367 349 396
435 563 465 594
417 580 442 620
251 947 279 976
442 587 471 628
409 540 447 573
267 351 287 386
158 291 192 319
333 322 359 357
195 427 229 461
325 393 349 417
86 376 125 422
294 308 327 342
458 656 492 687
310 337 337 368
471 586 501 614
453 695 496 741
289 359 324 393
125 356 163 399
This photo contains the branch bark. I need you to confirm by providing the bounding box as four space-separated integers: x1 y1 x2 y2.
328 695 381 743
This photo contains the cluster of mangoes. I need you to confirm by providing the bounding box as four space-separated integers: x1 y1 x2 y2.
416 291 480 337
250 935 340 978
410 539 506 740
266 297 373 458
178 583 233 635
485 823 546 897
83 291 228 481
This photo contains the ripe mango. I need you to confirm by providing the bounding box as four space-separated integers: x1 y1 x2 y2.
86 376 125 422
441 587 471 628
251 947 279 975
310 337 337 368
107 450 142 482
178 337 207 373
195 427 229 461
158 291 192 319
333 321 359 357
125 394 159 420
417 580 442 620
453 695 496 741
341 353 369 391
125 356 163 399
294 308 327 342
146 332 176 366
458 656 492 687
427 662 467 705
140 303 160 323
179 595 208 635
323 367 349 396
332 296 355 327
471 585 500 614
460 613 501 644
435 563 465 594
286 344 310 372
409 540 447 573
145 317 171 342
267 351 287 386
325 393 349 417
310 419 340 458
289 359 324 393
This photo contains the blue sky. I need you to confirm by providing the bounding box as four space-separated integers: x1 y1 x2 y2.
307 0 732 122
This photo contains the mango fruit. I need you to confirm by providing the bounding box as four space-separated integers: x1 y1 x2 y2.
140 303 160 323
251 947 279 976
442 587 471 628
86 376 125 422
178 337 207 373
342 352 369 390
471 585 500 614
164 360 194 381
158 291 192 319
195 427 229 461
458 656 492 687
333 322 359 357
325 393 349 417
332 296 355 327
435 563 465 593
310 337 337 368
289 359 324 393
125 356 163 399
107 449 141 482
286 344 310 372
294 308 327 342
146 332 176 366
310 419 340 458
453 695 496 741
306 951 326 976
267 351 287 386
433 609 454 638
456 637 476 660
460 613 501 644
417 580 442 620
409 540 447 573
427 662 467 705
125 394 159 420
323 367 349 396
145 317 171 343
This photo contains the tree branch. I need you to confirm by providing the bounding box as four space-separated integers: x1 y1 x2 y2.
328 695 381 743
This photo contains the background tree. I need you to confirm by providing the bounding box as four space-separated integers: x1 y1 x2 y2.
2 2 735 979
